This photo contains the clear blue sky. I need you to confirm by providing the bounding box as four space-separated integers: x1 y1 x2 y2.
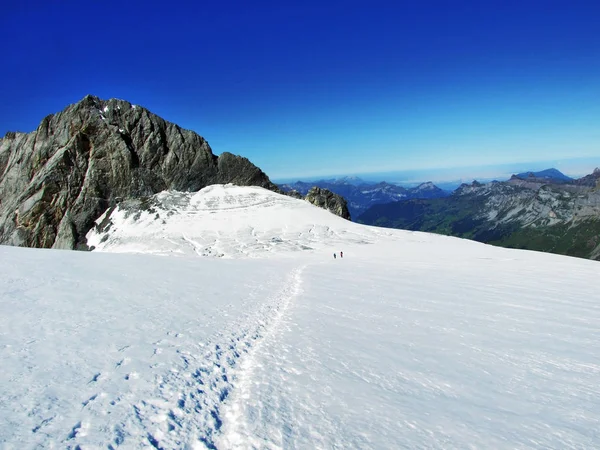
1 0 599 180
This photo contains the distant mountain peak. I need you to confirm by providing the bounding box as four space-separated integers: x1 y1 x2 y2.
415 181 437 190
514 168 572 183
333 176 365 186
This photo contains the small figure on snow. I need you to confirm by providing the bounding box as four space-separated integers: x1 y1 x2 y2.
333 253 337 259
340 251 343 258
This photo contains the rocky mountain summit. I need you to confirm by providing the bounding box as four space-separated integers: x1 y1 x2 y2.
575 167 600 187
357 168 600 260
0 96 347 250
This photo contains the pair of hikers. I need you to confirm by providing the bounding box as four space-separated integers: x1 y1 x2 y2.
333 251 343 259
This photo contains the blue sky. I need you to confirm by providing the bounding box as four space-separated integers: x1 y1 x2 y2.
1 0 599 181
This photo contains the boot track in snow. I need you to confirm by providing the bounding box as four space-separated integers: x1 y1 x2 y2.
83 265 307 449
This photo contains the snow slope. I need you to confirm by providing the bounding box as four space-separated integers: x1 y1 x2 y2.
86 184 395 257
2 185 600 449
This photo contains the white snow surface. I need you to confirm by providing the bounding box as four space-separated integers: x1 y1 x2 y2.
86 184 395 258
2 184 600 449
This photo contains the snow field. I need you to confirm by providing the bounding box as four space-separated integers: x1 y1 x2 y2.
86 185 394 258
2 184 600 448
218 240 600 448
0 247 304 448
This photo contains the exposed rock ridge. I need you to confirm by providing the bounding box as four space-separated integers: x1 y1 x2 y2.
0 95 279 249
575 168 600 188
304 187 351 220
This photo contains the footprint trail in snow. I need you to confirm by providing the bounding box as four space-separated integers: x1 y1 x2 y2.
75 265 307 449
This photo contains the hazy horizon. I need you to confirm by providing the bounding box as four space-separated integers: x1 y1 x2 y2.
273 157 600 187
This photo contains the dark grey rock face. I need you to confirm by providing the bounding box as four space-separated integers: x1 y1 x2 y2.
304 187 351 220
285 190 304 199
0 95 279 249
575 168 600 188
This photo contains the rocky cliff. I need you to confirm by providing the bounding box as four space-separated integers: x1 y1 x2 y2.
0 96 280 249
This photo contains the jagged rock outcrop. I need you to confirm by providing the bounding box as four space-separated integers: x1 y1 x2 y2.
304 187 351 220
576 168 600 188
285 189 304 199
0 95 281 250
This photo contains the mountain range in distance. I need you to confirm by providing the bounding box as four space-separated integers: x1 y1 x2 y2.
356 167 600 261
278 178 449 219
280 167 600 261
277 168 579 221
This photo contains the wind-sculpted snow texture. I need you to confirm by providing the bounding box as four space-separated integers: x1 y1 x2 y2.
2 185 600 449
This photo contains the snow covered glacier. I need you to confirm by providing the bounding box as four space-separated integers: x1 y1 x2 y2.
1 185 600 449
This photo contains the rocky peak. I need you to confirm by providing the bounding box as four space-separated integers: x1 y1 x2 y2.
575 168 600 187
0 95 280 249
415 181 436 191
3 131 18 139
454 180 484 196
